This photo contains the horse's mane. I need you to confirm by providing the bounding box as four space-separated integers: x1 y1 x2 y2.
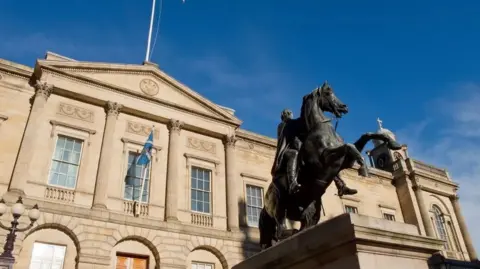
300 89 329 132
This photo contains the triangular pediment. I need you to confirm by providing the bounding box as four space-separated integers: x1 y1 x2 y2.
37 57 241 125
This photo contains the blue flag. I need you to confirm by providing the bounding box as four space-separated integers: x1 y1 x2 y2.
136 130 154 166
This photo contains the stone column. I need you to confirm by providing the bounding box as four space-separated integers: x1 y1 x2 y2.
224 135 239 231
165 119 183 221
92 101 122 210
412 185 435 237
450 194 478 261
10 81 54 196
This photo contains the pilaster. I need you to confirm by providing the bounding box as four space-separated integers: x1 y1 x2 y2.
92 101 123 210
412 184 435 237
9 80 54 196
450 194 478 261
224 134 239 231
165 119 184 221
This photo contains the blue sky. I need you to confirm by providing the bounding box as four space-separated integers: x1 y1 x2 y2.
2 0 480 253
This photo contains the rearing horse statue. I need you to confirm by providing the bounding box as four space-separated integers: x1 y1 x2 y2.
259 82 402 249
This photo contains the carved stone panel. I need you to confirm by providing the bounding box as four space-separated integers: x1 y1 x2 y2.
139 78 159 96
186 137 216 155
126 121 160 139
57 103 94 122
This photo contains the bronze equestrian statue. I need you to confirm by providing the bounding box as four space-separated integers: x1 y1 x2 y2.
259 82 402 250
271 108 358 197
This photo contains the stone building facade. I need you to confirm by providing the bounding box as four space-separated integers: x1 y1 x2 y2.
0 52 476 269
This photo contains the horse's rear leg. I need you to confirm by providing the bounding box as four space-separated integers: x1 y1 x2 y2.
259 207 276 250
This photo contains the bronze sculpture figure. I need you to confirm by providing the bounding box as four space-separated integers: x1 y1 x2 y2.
259 81 402 250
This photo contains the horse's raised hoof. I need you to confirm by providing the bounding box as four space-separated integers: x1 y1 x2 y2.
338 186 358 197
387 140 403 150
358 166 369 177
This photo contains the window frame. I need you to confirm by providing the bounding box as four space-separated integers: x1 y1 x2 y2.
190 165 213 215
191 261 215 269
28 242 67 269
432 205 451 250
123 150 152 203
383 213 396 221
379 205 397 222
344 205 358 214
47 134 85 190
245 184 264 228
115 252 150 269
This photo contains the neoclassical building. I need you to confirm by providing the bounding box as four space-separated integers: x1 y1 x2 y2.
0 52 476 269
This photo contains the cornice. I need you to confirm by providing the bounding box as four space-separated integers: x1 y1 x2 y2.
236 129 276 149
36 60 242 125
0 59 34 81
411 171 458 188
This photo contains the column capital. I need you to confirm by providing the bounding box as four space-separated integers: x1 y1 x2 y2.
105 101 123 117
412 184 423 191
34 80 54 100
168 119 184 133
224 134 237 148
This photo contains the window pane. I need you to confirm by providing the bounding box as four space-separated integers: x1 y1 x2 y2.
29 243 66 269
73 141 82 153
191 167 212 213
124 152 151 202
246 185 264 227
65 139 74 151
48 136 83 189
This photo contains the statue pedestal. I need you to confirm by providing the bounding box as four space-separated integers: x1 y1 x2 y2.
233 213 444 269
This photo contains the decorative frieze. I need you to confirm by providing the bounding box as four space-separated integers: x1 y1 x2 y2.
57 103 95 122
187 137 217 154
126 121 160 139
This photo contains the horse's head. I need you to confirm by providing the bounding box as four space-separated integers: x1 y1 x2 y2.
316 81 348 118
281 109 293 122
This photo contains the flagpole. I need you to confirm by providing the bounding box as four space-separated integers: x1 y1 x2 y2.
145 0 157 62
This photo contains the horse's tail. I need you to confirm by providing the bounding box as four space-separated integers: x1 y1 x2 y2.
259 207 276 249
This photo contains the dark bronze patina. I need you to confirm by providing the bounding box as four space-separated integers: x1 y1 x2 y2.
259 81 402 249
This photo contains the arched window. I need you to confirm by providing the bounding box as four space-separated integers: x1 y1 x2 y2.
433 205 450 250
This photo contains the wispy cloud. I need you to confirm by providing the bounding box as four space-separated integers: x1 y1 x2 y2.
159 37 301 134
397 82 480 253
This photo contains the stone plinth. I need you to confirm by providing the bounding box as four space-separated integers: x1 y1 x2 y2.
233 213 444 269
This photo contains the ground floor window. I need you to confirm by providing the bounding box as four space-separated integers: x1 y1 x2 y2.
116 253 148 269
192 261 214 269
29 242 66 269
344 205 358 214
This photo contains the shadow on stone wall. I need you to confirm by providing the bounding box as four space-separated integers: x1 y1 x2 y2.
238 199 261 260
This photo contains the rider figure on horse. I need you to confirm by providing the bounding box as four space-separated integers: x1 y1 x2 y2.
271 109 302 195
271 108 358 197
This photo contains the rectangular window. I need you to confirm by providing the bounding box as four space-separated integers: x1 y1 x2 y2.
124 152 150 203
246 185 264 227
48 135 83 189
192 262 214 269
29 242 66 269
191 166 211 214
345 205 358 214
383 213 396 221
116 254 148 269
